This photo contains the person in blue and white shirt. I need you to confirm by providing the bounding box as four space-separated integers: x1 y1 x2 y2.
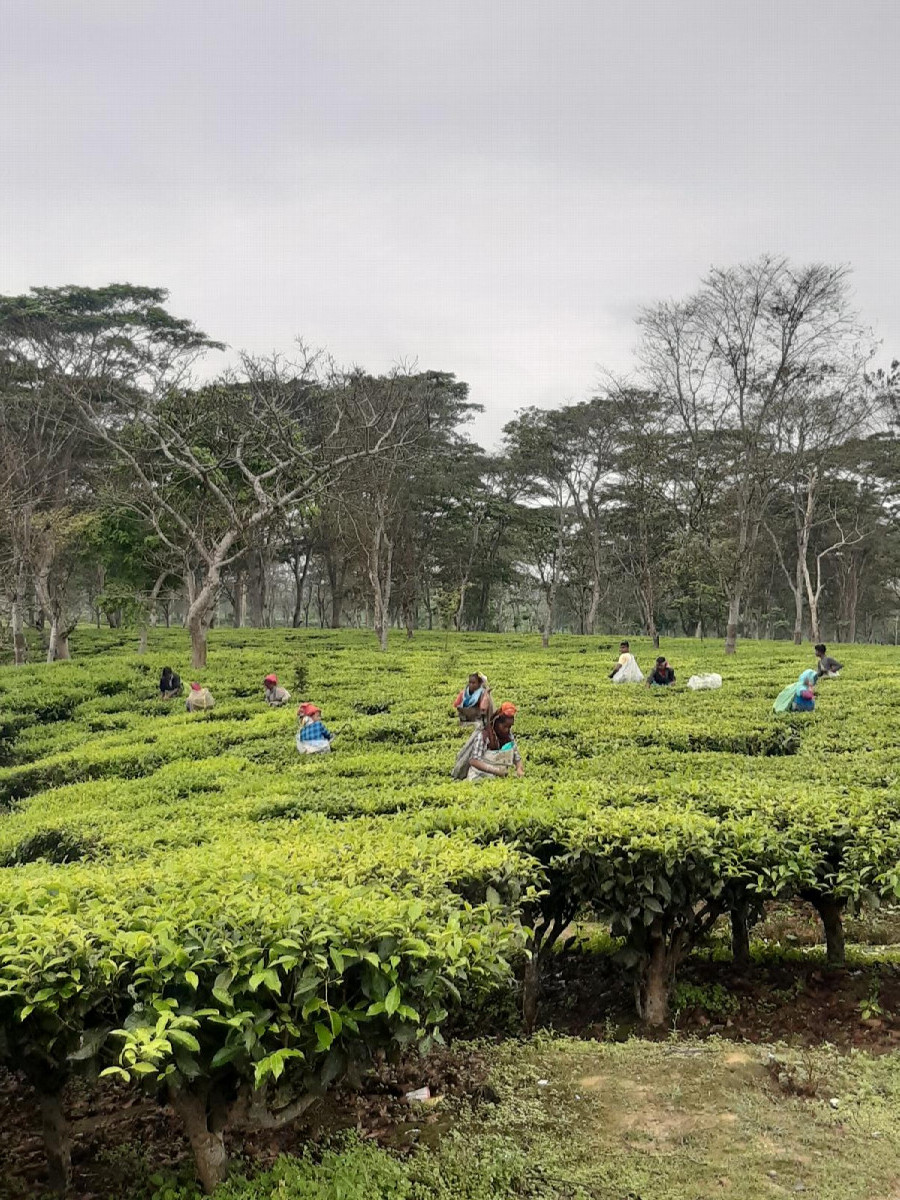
296 702 333 754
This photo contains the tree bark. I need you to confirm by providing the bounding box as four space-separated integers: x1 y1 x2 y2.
169 1087 229 1194
837 553 862 643
35 565 70 663
11 560 27 666
139 571 168 655
522 953 541 1036
640 933 671 1027
232 568 245 628
290 549 310 628
724 592 741 655
54 623 71 660
369 519 393 652
38 1090 71 1197
792 556 804 645
187 579 220 669
730 904 751 970
188 615 209 669
808 893 846 967
324 551 346 629
246 550 268 629
541 581 556 649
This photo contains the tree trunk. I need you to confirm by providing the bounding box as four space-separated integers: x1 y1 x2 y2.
730 904 751 970
246 551 267 629
586 541 603 636
187 584 218 670
809 894 846 968
38 1090 71 1196
35 567 68 663
454 577 469 632
586 583 599 637
640 933 671 1027
11 563 27 666
369 523 393 652
792 556 804 644
541 581 556 649
455 513 485 631
325 553 346 629
169 1087 228 1194
54 625 71 660
724 593 741 655
837 554 861 643
188 616 209 669
232 569 245 628
808 604 822 645
522 953 541 1036
139 571 168 655
637 562 659 649
290 549 310 629
47 616 65 663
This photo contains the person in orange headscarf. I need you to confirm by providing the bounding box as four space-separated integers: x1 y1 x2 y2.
462 702 524 781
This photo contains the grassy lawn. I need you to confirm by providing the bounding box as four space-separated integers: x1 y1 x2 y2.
155 1037 900 1200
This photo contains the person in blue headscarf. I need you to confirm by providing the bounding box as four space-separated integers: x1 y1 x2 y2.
453 672 493 727
773 669 818 714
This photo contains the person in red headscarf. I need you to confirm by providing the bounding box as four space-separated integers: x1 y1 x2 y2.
296 702 333 754
463 702 524 781
263 673 291 707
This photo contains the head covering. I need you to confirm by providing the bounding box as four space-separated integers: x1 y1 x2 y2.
496 702 517 718
298 702 321 717
461 672 488 707
773 669 817 714
190 681 202 692
264 674 278 685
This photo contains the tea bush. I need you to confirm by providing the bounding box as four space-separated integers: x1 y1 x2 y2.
1 627 898 1191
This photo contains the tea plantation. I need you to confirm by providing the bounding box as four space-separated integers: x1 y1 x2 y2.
2 629 899 1197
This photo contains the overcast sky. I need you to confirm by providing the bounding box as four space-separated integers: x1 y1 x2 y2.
3 1 899 444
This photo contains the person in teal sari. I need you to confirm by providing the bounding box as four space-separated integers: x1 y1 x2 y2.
773 669 817 714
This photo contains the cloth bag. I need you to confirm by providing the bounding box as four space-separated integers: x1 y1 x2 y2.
296 732 331 754
686 673 722 691
467 746 515 782
612 655 644 684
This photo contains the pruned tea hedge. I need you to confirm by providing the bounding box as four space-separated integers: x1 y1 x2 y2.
1 629 898 1191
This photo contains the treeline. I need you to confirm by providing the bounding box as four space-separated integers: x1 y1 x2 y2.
1 257 898 666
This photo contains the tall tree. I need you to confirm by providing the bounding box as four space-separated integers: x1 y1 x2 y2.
638 257 869 653
503 408 580 647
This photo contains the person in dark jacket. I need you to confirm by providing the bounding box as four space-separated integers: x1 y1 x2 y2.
159 666 183 700
646 656 676 687
815 644 843 678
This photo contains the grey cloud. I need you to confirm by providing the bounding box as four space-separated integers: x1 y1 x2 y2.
2 0 898 447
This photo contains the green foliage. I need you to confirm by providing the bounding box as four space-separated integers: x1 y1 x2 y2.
0 628 898 1187
672 981 740 1019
